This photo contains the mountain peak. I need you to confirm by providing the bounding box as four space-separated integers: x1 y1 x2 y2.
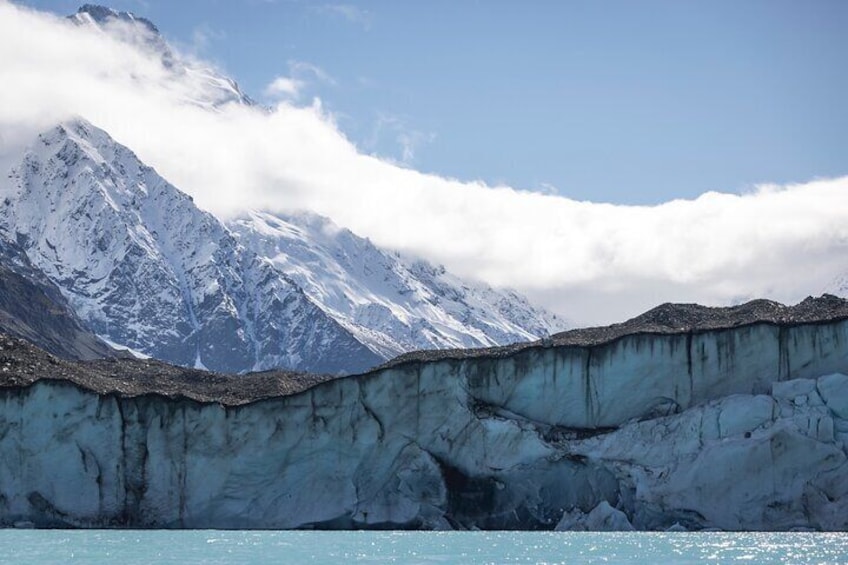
41 117 109 148
72 4 159 35
68 5 252 108
31 118 144 188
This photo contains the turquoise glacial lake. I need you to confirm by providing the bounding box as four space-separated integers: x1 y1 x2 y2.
1 530 847 564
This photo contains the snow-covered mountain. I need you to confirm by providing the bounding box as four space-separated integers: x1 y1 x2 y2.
826 274 848 299
0 119 561 374
0 120 382 374
230 210 562 359
0 232 114 360
0 5 563 375
69 4 253 109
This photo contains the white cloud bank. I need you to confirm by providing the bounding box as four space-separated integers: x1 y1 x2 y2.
0 1 846 324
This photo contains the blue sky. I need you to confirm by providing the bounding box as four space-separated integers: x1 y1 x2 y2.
2 0 848 321
19 0 848 204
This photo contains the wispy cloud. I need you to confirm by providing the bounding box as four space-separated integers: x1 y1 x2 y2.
264 76 305 99
263 60 335 101
190 22 225 53
368 114 436 165
312 4 372 30
396 129 434 163
536 182 559 196
0 2 846 324
288 60 336 86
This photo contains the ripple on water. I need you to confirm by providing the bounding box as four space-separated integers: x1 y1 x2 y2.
1 530 847 564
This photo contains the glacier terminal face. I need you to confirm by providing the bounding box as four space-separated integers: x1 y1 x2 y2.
1 297 847 530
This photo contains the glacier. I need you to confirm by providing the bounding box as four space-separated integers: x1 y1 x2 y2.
0 3 845 532
0 297 846 530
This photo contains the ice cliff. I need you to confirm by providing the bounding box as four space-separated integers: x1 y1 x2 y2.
1 297 847 530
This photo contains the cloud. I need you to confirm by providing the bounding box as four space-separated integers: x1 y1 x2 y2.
395 128 435 164
264 76 305 99
190 23 225 54
367 114 436 165
0 1 847 326
263 60 334 101
288 60 336 85
313 4 372 30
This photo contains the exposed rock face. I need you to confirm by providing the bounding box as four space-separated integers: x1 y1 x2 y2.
0 297 847 530
0 334 333 405
0 236 114 361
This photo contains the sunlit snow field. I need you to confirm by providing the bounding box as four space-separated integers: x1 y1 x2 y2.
2 530 847 564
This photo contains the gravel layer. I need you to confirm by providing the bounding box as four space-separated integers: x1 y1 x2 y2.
2 295 847 405
0 333 332 405
382 295 848 367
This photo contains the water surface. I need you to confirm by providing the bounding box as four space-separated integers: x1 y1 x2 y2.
2 530 847 564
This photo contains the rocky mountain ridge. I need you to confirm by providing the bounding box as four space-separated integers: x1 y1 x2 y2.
386 294 848 366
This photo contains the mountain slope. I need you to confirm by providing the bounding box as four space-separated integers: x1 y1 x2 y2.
0 233 115 360
230 210 563 359
826 274 848 299
0 119 380 374
0 120 560 374
68 4 253 109
0 6 563 374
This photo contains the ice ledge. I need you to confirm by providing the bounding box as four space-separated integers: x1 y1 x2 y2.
1 295 848 409
384 294 848 368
